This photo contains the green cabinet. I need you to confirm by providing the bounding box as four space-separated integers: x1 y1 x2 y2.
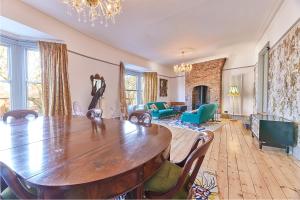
250 114 297 153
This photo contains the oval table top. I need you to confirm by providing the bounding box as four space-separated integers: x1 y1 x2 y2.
0 116 172 198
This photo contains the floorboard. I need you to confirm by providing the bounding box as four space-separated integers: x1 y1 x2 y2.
170 120 300 199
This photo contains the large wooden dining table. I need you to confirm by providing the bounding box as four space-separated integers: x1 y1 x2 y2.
0 116 172 199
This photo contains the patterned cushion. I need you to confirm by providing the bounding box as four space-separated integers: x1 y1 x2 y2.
164 103 170 109
150 104 158 110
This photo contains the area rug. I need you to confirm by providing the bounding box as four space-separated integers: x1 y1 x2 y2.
192 170 218 200
153 118 224 132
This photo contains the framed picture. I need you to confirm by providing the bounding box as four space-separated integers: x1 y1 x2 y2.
159 78 168 97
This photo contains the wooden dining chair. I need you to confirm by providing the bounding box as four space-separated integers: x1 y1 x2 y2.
2 110 38 122
1 161 129 200
0 162 36 199
144 131 214 199
128 111 152 126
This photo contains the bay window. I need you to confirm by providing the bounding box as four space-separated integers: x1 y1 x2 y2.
26 49 42 112
0 45 11 116
0 36 42 117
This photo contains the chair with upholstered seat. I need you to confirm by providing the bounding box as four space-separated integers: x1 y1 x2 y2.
144 131 214 199
0 162 36 199
3 110 38 123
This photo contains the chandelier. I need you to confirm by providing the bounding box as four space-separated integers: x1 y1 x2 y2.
173 51 193 73
63 0 122 26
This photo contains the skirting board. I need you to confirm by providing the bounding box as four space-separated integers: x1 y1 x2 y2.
293 146 300 160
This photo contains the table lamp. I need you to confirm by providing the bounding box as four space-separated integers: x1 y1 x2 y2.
228 85 240 120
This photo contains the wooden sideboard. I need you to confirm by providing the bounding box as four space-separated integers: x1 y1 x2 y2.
250 114 297 153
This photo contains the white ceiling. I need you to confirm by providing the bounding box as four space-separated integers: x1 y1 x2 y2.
22 0 283 65
0 16 56 41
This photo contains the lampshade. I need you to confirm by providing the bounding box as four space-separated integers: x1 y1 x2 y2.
228 86 240 96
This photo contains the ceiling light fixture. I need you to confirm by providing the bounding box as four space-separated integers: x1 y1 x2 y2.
62 0 122 26
173 51 193 73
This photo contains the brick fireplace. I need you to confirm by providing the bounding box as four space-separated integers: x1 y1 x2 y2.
185 58 226 112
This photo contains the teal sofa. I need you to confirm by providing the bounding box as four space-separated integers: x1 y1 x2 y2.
181 103 218 125
146 102 175 119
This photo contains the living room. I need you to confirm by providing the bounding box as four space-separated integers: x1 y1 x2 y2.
0 0 300 199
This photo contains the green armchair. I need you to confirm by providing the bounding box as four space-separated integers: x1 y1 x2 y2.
181 103 218 125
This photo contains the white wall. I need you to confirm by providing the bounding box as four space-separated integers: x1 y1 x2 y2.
222 67 255 116
0 0 172 118
170 0 300 113
256 0 300 53
254 0 300 160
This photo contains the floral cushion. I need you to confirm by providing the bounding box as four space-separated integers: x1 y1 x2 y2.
150 104 158 110
164 103 170 109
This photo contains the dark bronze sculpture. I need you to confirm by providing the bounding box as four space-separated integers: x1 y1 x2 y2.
88 74 106 110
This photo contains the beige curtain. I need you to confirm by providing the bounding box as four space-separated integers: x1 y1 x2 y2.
39 41 72 116
143 72 158 103
119 62 128 119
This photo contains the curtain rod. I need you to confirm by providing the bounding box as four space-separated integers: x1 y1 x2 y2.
68 49 120 67
68 49 181 78
223 65 255 71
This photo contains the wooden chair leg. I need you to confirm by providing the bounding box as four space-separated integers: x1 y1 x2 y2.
135 184 144 199
1 177 8 192
126 184 144 200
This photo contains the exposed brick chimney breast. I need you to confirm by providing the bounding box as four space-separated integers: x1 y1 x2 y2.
185 58 226 112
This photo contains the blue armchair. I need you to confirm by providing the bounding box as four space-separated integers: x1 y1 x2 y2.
181 103 218 125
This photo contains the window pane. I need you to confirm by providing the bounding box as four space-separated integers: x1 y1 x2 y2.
0 45 9 81
27 83 42 113
125 91 137 106
27 50 41 82
27 49 42 113
0 82 10 116
125 74 137 90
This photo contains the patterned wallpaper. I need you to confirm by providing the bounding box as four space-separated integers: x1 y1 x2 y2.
268 19 300 149
268 20 300 120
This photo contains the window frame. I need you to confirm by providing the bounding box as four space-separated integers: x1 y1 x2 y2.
0 43 12 111
25 48 42 111
0 35 40 113
125 70 143 106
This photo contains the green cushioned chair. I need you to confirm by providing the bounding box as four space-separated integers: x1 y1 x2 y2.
181 103 218 125
144 131 214 199
146 102 175 119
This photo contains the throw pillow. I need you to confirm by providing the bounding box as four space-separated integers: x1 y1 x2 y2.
150 104 158 110
164 103 170 109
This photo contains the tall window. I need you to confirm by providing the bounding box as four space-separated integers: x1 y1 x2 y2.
0 45 10 116
125 71 143 106
26 50 42 113
0 36 42 117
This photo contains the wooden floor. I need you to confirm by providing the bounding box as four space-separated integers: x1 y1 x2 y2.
170 120 300 200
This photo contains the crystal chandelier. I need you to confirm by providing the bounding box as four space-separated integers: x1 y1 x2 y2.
173 51 193 73
63 0 122 26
